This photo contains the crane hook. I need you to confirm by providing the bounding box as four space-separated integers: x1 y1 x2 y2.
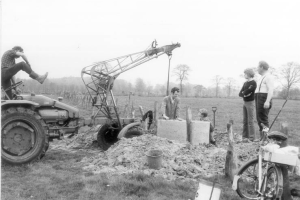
152 40 157 48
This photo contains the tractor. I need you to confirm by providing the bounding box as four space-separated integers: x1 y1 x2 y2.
1 40 180 165
1 81 80 165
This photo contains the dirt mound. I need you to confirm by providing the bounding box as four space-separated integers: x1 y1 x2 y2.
81 134 229 180
50 128 259 181
65 125 101 148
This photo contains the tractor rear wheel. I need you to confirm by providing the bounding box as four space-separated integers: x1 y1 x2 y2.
97 123 120 151
1 107 47 165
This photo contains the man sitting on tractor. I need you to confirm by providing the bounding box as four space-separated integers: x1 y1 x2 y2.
1 46 48 99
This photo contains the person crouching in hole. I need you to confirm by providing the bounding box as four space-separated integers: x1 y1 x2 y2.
199 108 216 146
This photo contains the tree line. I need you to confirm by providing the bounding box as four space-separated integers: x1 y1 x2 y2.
17 62 300 99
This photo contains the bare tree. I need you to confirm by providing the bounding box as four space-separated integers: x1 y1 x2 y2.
212 75 223 97
146 85 153 96
173 64 191 95
183 82 193 97
279 62 300 97
225 77 236 97
154 84 166 96
194 85 205 97
135 78 146 96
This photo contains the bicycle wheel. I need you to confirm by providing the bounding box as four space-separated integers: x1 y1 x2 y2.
236 158 262 199
263 166 283 199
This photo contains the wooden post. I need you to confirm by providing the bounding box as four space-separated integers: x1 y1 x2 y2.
139 106 148 130
130 102 135 118
139 106 144 117
123 104 128 118
225 121 238 181
186 107 192 143
280 122 292 200
153 101 160 135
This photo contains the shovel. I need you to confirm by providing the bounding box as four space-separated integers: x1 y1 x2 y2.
194 155 222 200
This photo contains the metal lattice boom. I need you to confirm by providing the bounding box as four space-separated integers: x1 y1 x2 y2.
81 41 180 127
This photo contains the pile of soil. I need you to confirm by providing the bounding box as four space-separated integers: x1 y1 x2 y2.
65 125 101 148
78 132 259 181
50 125 259 181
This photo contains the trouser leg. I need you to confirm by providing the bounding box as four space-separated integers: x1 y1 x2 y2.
245 101 255 140
255 93 272 140
255 93 265 131
255 94 263 139
258 94 271 129
2 62 33 80
1 62 33 99
242 103 248 138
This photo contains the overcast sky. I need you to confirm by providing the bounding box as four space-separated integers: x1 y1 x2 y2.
1 0 300 88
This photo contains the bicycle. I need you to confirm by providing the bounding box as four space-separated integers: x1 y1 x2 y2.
232 124 296 199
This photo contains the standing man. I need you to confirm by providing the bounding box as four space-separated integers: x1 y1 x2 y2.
161 87 182 120
255 61 274 139
1 46 48 99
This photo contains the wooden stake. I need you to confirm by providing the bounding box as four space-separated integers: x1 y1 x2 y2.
139 106 144 117
131 102 135 118
139 106 147 130
225 121 238 181
186 107 192 143
123 104 128 118
153 101 160 135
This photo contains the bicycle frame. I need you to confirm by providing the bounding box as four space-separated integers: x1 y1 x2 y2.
258 149 283 199
233 125 284 199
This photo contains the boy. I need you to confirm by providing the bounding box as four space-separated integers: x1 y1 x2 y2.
199 108 216 146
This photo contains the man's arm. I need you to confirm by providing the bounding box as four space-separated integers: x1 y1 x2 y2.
238 84 244 97
243 82 256 96
264 76 274 108
16 52 30 65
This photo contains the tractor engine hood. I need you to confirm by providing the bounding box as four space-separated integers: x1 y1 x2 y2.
20 94 79 118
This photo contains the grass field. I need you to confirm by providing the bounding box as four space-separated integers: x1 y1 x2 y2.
1 96 300 200
113 96 300 146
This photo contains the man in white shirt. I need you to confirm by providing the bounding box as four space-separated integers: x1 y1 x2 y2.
254 61 274 139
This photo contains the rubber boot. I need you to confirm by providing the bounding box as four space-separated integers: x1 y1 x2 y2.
29 71 48 84
36 72 48 84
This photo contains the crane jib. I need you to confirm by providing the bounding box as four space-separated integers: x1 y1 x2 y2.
81 41 181 123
